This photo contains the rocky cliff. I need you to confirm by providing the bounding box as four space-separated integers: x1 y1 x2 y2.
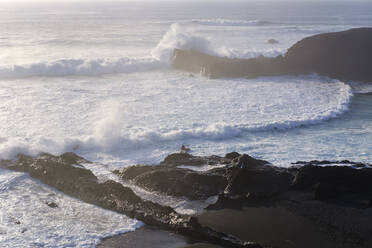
172 28 372 82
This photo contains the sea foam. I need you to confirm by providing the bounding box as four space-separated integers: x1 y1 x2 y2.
0 57 164 79
0 169 143 248
0 23 285 79
0 75 353 163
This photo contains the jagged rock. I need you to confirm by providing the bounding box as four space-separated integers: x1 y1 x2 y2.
223 154 292 198
172 28 372 82
59 152 91 165
292 160 370 168
206 193 251 210
231 154 268 168
225 152 241 160
267 39 279 44
116 153 290 202
115 162 227 200
133 167 226 200
113 165 156 181
160 153 229 167
292 164 372 207
172 49 286 79
3 151 372 247
1 152 263 248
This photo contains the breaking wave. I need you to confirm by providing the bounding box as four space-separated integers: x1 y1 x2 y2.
152 19 275 27
0 57 165 79
0 80 352 160
151 23 219 62
189 19 274 26
152 23 285 62
0 23 284 79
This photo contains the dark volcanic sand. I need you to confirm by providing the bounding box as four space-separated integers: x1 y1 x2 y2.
98 206 337 248
98 226 221 248
197 207 336 248
98 226 188 248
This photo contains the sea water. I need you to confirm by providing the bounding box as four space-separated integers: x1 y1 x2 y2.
0 1 372 246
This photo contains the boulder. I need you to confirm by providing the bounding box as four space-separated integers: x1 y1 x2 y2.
225 152 241 160
133 167 227 200
267 39 279 44
224 155 293 198
160 153 229 167
46 201 58 208
292 164 372 207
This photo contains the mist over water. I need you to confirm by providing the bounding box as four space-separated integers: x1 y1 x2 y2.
1 1 372 246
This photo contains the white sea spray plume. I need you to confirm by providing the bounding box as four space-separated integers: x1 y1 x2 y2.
151 23 217 63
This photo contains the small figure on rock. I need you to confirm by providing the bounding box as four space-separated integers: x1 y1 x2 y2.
179 144 191 153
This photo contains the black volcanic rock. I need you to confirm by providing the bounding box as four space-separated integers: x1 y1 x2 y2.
115 154 230 200
133 167 226 200
292 163 372 206
172 49 286 79
172 28 372 82
225 152 241 160
285 28 372 82
226 165 293 198
267 39 279 44
2 151 372 247
0 152 263 248
46 201 58 208
160 153 230 167
116 153 291 201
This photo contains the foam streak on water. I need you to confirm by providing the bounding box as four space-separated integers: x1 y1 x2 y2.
0 169 142 248
0 74 353 164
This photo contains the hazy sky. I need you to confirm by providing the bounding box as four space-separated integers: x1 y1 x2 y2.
0 0 365 2
0 0 368 5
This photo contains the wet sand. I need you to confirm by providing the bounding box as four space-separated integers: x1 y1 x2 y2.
98 226 188 248
98 226 222 248
197 206 338 248
98 206 337 248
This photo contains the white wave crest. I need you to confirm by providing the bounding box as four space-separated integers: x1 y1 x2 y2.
0 57 165 79
0 78 353 161
1 22 285 79
189 19 274 26
151 23 218 62
152 23 286 63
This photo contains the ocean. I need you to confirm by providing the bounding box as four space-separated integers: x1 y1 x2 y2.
0 1 372 247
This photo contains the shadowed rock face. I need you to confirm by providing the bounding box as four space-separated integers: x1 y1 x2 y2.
2 152 372 247
0 152 263 248
172 49 287 79
172 28 372 82
292 163 372 204
115 153 292 201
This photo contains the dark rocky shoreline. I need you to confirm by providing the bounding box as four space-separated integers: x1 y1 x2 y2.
172 28 372 82
1 151 372 247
